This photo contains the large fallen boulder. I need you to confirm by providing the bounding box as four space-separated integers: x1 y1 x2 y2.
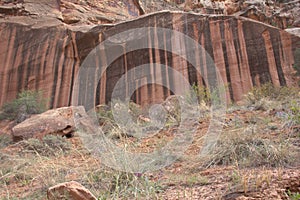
47 181 97 200
11 106 87 141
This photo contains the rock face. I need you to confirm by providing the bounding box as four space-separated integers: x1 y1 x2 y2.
47 181 97 200
0 0 145 24
192 0 300 29
0 10 299 108
11 106 86 141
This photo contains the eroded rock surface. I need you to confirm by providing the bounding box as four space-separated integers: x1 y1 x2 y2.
0 0 146 24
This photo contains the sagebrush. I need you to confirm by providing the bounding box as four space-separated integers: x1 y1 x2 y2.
0 90 47 122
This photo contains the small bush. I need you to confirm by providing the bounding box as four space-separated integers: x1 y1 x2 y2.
0 134 12 149
0 90 47 122
191 83 211 105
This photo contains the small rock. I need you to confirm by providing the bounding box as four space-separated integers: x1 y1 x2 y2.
47 181 97 200
62 9 82 24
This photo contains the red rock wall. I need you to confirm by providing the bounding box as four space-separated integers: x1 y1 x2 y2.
0 11 299 108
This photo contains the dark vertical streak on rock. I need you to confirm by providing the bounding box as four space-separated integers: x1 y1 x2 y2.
197 20 205 87
204 19 216 88
219 21 233 100
76 33 85 106
243 22 270 85
270 30 286 86
87 52 97 111
50 37 61 109
185 14 197 86
95 46 101 106
151 27 156 101
158 44 168 98
43 35 51 78
35 43 42 91
138 79 141 104
8 28 18 95
105 46 125 104
15 27 25 93
164 15 173 97
1 25 11 84
59 43 68 104
68 41 76 106
21 28 32 92
231 19 242 79
25 36 34 90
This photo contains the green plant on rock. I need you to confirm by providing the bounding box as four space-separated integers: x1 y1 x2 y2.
0 90 47 122
287 190 300 200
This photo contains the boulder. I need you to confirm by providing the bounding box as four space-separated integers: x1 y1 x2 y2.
11 106 87 141
47 181 97 200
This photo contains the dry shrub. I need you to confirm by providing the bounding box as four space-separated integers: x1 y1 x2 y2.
245 83 299 105
18 135 71 156
0 134 12 149
202 131 296 168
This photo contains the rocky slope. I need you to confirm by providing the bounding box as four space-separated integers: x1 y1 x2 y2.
0 0 299 108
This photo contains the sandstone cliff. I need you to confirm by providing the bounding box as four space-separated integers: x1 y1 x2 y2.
0 0 300 108
0 10 299 108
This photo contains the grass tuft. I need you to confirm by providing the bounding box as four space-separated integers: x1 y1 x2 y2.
202 131 295 168
18 135 72 157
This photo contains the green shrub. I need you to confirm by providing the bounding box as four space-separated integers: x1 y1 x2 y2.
191 83 211 105
96 105 115 126
0 90 47 122
287 190 300 200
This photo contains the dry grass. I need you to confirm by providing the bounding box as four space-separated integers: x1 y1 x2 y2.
0 135 164 200
201 130 295 168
